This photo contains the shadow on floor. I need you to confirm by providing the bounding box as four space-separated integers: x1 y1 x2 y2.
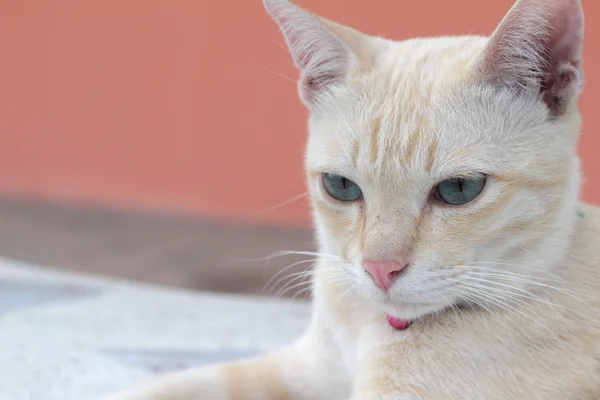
0 198 315 298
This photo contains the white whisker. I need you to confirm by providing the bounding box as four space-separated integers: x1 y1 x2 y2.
451 281 552 333
451 289 502 323
467 261 560 275
256 192 309 214
448 278 562 321
241 250 341 264
462 269 594 307
261 258 318 293
275 279 314 299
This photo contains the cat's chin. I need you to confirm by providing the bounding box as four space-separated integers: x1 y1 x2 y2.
383 300 449 322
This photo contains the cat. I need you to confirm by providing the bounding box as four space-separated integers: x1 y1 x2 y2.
105 0 600 398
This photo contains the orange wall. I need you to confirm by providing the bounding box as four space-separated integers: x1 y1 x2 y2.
0 0 598 226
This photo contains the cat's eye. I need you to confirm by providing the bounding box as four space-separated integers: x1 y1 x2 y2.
322 173 362 202
435 176 486 205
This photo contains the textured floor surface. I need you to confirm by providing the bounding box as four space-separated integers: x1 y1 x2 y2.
0 197 314 298
0 258 310 400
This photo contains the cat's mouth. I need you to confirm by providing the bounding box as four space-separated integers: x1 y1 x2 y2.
383 298 455 327
386 299 469 330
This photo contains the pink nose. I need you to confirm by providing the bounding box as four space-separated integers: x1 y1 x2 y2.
363 260 408 291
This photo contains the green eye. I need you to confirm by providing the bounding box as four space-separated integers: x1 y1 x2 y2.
435 176 486 205
322 173 362 202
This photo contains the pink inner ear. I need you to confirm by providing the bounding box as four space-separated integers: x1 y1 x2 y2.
546 3 584 65
483 0 584 69
273 15 312 69
264 0 359 107
277 18 317 70
480 0 584 113
266 1 348 71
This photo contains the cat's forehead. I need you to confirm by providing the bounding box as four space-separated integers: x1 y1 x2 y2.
376 37 486 85
309 38 493 173
306 36 555 184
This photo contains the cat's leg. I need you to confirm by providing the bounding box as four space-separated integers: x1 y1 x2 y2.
103 329 348 400
348 354 436 400
347 327 429 400
103 350 294 399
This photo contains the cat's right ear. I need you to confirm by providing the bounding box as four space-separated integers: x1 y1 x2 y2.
263 0 372 108
475 0 584 117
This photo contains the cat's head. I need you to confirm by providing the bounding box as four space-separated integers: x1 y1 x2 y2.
265 0 584 320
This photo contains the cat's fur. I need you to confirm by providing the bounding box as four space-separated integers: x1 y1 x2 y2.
106 0 600 398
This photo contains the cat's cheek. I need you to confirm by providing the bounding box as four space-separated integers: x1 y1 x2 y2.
311 198 364 261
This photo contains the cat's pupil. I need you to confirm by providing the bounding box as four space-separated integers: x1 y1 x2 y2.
322 173 362 202
435 176 486 206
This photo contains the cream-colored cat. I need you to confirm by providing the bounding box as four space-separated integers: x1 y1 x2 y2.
106 0 600 398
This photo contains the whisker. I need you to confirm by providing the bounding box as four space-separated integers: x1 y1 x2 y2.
261 258 318 293
255 64 317 95
240 250 341 264
452 281 553 333
271 270 314 294
440 292 462 320
450 288 502 324
461 276 588 317
459 274 598 322
274 279 314 299
256 192 309 214
271 262 355 300
292 286 314 302
449 278 563 321
271 269 314 286
466 261 560 275
460 286 518 319
277 270 353 301
462 270 594 307
467 268 581 291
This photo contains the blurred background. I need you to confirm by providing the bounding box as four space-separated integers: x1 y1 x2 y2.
0 0 598 299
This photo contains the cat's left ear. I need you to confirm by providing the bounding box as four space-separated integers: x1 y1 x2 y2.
476 0 584 117
264 0 377 108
